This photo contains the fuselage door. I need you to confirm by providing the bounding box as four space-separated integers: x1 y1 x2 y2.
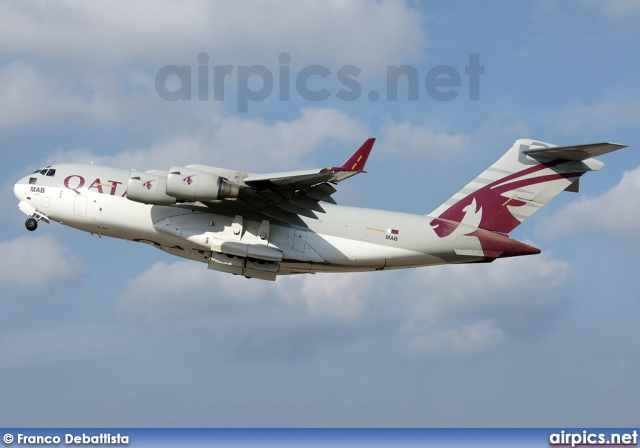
293 229 307 252
74 195 87 217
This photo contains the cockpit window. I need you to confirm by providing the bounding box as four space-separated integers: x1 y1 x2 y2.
32 166 52 175
29 177 37 184
45 169 56 177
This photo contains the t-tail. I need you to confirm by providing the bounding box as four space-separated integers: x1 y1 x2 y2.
428 139 627 257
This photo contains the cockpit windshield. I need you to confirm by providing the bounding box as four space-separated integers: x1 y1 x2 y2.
31 166 54 176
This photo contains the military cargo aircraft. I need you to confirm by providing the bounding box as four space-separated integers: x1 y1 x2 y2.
14 138 626 280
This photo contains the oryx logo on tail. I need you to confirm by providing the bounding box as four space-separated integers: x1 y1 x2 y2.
426 139 619 239
431 161 582 238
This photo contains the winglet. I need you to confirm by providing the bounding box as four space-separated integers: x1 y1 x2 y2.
332 138 375 172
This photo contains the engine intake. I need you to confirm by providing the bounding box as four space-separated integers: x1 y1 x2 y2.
126 171 177 205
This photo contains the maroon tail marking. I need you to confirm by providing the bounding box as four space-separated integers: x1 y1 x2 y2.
431 161 582 237
470 228 541 258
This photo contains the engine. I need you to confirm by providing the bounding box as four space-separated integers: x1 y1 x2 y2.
126 167 240 205
126 171 177 205
166 166 239 201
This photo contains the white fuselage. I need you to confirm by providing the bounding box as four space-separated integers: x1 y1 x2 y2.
14 163 537 279
16 139 623 280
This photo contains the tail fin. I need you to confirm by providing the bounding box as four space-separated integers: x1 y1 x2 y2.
429 139 627 237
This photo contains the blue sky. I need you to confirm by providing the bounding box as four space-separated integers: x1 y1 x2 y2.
1 0 639 427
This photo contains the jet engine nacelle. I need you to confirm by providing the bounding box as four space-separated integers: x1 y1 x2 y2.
126 171 177 205
166 166 239 202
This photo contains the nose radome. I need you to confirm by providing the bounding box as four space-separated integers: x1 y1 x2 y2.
14 181 21 200
14 177 27 200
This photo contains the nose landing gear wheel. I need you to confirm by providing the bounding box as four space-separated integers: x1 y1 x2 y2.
25 218 38 231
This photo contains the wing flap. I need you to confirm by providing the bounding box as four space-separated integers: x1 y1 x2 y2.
290 193 326 213
306 183 337 201
262 204 306 226
276 201 318 219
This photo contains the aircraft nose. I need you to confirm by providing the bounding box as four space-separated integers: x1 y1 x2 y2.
14 177 27 200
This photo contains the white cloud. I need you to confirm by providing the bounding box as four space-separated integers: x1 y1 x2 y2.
550 98 640 133
0 0 425 71
536 165 640 239
410 320 505 355
585 0 640 19
0 325 127 368
397 251 570 351
380 120 472 161
114 260 376 355
0 62 117 130
0 1 426 133
0 235 86 286
45 107 369 172
115 260 270 320
114 249 569 357
377 116 534 165
115 260 371 325
277 273 370 319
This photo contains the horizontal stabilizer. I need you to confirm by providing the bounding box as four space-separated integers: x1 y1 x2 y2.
523 142 627 161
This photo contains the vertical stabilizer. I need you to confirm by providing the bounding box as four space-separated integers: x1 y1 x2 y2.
429 139 626 237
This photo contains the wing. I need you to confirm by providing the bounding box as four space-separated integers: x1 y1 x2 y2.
199 138 375 225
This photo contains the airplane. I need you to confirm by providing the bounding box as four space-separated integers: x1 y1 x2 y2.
13 138 627 281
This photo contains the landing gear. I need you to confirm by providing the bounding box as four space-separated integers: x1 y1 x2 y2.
21 208 49 232
25 218 38 231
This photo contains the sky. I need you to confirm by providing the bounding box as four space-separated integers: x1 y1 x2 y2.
1 0 639 427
